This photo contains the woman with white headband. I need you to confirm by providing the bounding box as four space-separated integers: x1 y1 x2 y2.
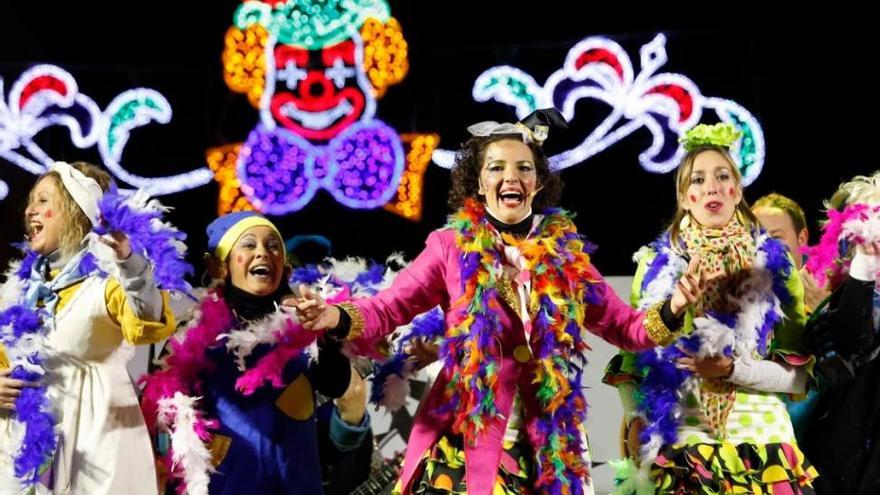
0 161 179 494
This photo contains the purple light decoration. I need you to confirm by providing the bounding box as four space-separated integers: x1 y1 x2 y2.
326 119 404 209
237 124 319 215
235 119 404 214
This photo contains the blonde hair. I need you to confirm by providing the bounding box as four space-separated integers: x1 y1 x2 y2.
27 162 112 258
826 170 880 210
668 146 757 246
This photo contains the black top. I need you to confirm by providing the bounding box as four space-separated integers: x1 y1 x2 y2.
800 276 880 495
486 211 534 238
225 280 293 321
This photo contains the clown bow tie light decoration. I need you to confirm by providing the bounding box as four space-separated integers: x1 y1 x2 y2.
433 34 766 186
238 120 404 214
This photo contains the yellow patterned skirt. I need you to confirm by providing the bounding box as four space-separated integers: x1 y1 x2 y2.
392 434 533 495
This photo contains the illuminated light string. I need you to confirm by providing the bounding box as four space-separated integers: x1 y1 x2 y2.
0 64 213 200
432 33 766 186
258 30 378 141
206 144 255 215
1 65 102 177
223 24 269 108
383 133 439 221
1 1 421 213
98 89 213 195
360 17 409 97
233 0 391 49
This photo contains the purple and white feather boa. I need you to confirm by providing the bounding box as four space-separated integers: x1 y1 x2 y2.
94 187 193 295
0 248 122 486
290 254 407 300
369 307 446 411
0 251 56 487
626 232 793 480
288 255 449 412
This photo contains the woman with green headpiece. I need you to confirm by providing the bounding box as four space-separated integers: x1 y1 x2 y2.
605 123 819 494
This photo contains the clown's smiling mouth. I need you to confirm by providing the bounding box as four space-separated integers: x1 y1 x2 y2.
279 100 354 130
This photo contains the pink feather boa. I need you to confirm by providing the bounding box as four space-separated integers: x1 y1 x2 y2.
139 287 332 491
803 202 880 287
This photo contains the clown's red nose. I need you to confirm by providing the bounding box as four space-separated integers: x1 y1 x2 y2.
301 71 332 100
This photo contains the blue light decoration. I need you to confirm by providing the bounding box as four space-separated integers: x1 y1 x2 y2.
432 34 767 186
0 64 213 200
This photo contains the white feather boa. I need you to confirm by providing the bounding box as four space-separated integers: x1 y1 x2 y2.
0 260 26 311
633 244 688 311
157 392 214 495
220 309 305 372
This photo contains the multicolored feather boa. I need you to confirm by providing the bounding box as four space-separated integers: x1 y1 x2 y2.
617 231 793 492
0 189 191 488
442 199 599 495
803 202 880 288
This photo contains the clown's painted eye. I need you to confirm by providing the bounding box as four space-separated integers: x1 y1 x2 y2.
325 58 356 89
276 59 308 91
274 45 309 91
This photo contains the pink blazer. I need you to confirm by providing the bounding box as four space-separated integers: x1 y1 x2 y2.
353 229 657 495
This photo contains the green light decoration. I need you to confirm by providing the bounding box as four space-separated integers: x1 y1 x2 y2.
234 0 390 49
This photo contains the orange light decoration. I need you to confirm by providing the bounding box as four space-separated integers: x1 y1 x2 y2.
384 133 439 221
206 144 255 215
223 25 268 108
360 17 408 98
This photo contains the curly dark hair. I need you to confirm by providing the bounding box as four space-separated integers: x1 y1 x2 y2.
447 134 563 211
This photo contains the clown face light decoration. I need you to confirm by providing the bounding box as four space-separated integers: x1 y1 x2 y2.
209 0 436 220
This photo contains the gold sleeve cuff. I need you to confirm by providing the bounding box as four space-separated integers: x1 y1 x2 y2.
644 301 678 347
337 301 365 341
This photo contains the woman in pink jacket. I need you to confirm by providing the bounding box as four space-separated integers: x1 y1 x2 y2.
295 109 707 495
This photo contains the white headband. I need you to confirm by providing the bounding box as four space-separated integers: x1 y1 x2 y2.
466 121 548 145
50 161 103 226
